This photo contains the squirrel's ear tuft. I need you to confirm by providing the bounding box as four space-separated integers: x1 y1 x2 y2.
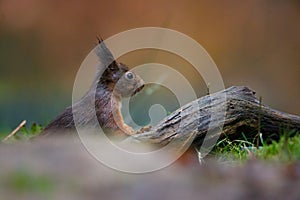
96 35 103 44
94 36 118 70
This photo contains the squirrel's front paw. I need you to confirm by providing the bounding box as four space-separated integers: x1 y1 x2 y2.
137 125 152 134
120 124 136 135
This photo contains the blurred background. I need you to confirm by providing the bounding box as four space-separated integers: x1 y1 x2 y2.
1 0 300 133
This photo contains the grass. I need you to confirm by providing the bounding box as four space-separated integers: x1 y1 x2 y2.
4 169 55 195
1 122 299 164
211 130 300 163
1 122 43 142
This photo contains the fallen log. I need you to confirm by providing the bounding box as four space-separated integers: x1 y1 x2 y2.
130 86 300 149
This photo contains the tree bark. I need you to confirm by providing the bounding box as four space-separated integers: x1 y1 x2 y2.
130 86 300 148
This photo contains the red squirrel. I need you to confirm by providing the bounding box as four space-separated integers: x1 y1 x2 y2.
39 38 144 138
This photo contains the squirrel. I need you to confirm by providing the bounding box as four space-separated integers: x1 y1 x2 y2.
38 38 145 138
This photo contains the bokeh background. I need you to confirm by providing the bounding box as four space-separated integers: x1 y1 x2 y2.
1 0 300 133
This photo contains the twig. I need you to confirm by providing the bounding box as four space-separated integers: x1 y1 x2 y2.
2 120 26 142
256 96 262 147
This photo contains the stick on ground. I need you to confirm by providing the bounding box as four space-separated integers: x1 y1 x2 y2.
3 120 26 142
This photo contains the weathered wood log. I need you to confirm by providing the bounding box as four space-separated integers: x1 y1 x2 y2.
130 86 300 149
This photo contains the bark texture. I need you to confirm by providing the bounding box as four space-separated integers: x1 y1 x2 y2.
131 86 300 148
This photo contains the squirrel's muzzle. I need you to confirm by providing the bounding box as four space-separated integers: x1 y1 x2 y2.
133 84 144 96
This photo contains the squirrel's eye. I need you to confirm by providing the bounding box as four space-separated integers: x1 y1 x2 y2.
125 72 134 80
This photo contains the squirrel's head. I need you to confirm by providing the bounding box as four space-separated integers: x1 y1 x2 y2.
113 63 144 97
94 38 144 98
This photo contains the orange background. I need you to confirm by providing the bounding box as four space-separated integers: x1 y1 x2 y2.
1 0 300 130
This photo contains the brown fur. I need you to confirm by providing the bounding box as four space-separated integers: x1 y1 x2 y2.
38 39 144 138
